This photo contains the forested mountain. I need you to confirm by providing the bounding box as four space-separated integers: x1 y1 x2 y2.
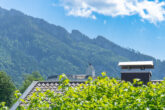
0 7 164 85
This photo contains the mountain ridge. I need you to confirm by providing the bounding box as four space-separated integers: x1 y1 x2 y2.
0 7 164 86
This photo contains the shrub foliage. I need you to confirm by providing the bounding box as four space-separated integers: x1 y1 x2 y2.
2 73 165 109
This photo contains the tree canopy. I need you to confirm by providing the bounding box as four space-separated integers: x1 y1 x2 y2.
20 71 44 93
0 71 16 106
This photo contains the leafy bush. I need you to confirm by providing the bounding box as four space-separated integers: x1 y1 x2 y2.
0 102 8 110
17 73 165 110
1 73 165 110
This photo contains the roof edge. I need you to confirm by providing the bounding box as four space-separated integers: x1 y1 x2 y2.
10 81 38 110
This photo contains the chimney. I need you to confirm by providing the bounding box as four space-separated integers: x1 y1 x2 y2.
118 61 154 85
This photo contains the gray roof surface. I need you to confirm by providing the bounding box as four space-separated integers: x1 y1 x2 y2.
10 81 85 110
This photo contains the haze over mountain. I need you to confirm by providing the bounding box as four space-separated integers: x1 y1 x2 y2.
0 7 164 85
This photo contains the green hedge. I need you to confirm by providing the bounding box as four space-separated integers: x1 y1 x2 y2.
2 73 165 110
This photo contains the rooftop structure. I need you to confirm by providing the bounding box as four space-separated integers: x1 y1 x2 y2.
118 61 154 84
47 74 91 81
47 63 96 81
118 61 154 70
86 63 95 77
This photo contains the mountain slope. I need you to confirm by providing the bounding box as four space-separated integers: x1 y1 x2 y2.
0 7 164 85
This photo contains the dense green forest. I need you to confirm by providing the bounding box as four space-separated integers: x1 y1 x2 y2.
0 7 164 86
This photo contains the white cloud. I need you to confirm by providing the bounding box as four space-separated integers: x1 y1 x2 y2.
57 0 165 24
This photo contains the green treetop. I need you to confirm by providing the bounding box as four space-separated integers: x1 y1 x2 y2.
20 71 44 93
0 71 16 106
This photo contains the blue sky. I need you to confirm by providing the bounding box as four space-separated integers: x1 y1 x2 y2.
0 0 165 60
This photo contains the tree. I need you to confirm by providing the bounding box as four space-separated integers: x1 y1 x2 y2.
0 71 16 106
20 71 44 93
